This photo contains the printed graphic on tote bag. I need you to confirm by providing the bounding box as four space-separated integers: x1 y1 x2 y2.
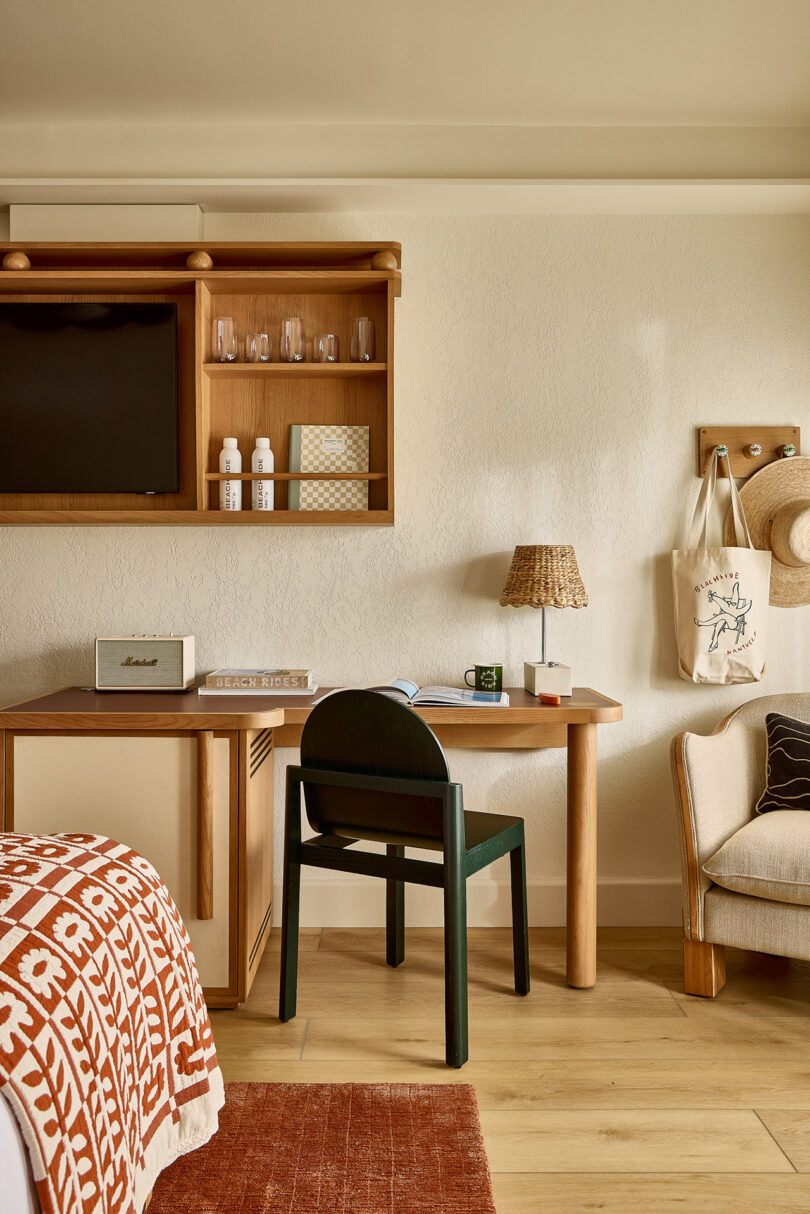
694 580 753 653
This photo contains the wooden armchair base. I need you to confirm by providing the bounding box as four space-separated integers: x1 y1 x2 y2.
683 938 726 997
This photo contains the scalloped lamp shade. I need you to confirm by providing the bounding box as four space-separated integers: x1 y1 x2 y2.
499 545 588 609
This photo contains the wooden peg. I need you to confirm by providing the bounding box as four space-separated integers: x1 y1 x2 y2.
781 443 798 458
186 250 213 271
2 251 30 270
743 443 763 458
371 250 398 271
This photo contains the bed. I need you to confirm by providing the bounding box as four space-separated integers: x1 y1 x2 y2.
1 1085 39 1212
0 832 224 1214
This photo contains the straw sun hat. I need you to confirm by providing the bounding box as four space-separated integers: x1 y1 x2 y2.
724 456 810 607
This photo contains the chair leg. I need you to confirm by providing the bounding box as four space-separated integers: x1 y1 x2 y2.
386 844 405 967
443 787 468 1068
683 937 726 997
278 856 301 1021
279 772 303 1022
510 841 530 996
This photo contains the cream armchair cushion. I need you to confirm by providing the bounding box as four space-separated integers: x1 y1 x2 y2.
702 810 810 907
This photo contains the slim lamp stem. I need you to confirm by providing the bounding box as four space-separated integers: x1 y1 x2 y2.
541 605 547 665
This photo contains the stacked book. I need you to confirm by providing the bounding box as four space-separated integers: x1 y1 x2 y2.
288 424 369 511
199 669 318 696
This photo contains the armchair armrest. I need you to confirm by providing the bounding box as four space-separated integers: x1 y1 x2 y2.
671 713 763 940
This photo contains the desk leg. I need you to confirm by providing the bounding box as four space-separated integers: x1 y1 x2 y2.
0 730 6 830
567 722 598 988
197 731 214 921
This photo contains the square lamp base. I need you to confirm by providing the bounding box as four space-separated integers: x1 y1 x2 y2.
524 661 573 698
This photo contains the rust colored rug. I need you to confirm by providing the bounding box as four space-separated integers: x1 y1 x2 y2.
149 1082 495 1214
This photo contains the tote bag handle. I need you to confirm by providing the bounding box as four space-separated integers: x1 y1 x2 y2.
687 447 753 550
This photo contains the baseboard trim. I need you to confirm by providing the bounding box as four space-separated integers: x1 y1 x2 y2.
274 877 682 928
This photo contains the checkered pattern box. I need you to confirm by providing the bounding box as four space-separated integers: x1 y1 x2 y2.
288 424 370 510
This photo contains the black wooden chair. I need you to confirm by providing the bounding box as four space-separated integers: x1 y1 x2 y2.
278 689 530 1067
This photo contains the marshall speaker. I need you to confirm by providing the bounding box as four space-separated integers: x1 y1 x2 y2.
95 635 196 691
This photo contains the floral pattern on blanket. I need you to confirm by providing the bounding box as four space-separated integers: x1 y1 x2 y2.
0 833 224 1214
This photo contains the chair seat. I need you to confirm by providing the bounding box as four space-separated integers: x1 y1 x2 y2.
702 810 810 907
327 809 524 853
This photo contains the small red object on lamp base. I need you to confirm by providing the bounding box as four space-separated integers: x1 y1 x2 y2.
538 692 561 706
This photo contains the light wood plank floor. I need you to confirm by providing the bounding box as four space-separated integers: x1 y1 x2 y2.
210 928 810 1213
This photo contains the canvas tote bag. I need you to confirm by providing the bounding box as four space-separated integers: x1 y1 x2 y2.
672 448 771 684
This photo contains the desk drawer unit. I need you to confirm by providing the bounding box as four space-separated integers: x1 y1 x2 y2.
5 729 274 1007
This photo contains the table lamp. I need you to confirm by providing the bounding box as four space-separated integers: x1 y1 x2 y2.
499 544 588 697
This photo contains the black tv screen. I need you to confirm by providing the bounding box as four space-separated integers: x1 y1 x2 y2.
0 302 179 493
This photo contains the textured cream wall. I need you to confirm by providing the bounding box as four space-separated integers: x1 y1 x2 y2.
1 211 809 924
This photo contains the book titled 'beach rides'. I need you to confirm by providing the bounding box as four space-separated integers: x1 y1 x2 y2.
288 424 369 510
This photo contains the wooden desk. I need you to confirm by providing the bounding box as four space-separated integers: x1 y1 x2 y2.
0 686 621 996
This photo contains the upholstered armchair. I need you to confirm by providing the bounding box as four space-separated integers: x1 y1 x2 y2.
671 693 810 996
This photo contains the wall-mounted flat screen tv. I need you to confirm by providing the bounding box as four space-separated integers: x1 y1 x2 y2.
0 302 179 493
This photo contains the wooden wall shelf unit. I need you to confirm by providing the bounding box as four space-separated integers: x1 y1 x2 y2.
0 241 401 526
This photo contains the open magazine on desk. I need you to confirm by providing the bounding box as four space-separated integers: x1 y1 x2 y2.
314 679 509 707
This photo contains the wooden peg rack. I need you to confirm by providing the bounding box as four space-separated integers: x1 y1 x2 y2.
697 426 801 478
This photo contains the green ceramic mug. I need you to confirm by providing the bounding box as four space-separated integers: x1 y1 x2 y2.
464 663 503 693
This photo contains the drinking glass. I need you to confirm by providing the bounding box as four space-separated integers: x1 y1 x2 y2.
245 332 271 362
350 317 375 362
312 333 340 362
279 317 305 362
212 316 238 362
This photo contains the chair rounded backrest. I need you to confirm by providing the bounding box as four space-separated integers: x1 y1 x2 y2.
299 689 451 842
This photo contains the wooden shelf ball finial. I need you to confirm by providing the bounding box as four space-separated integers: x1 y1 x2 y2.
2 251 31 271
371 250 398 271
186 251 214 271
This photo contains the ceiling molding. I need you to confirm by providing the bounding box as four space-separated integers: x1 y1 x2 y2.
1 178 809 215
0 124 808 183
2 122 808 217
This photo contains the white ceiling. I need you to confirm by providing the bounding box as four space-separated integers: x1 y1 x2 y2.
2 0 810 127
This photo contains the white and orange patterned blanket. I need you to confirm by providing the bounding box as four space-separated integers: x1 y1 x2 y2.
0 833 224 1214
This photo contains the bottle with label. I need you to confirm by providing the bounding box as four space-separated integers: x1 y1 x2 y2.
219 438 242 510
251 438 274 511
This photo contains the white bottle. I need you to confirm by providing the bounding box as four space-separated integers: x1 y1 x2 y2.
251 437 275 511
219 438 242 510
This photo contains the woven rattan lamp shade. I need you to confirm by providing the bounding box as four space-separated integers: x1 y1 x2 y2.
499 545 588 609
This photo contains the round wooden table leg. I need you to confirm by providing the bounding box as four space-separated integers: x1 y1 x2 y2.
197 730 214 920
567 722 598 987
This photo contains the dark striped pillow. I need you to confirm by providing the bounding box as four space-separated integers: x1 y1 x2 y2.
756 713 810 814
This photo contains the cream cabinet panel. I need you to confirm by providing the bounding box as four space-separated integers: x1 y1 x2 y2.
11 735 232 989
